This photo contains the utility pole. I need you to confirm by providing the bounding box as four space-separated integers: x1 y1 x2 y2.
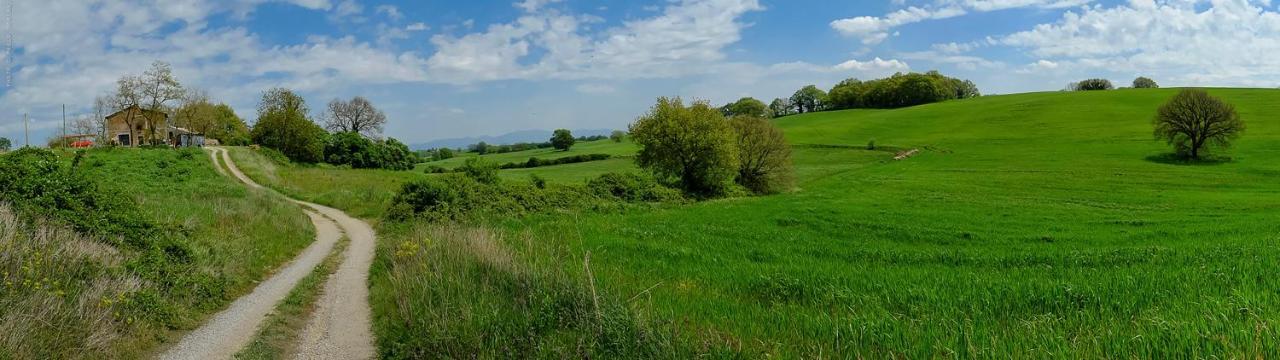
23 113 27 148
63 104 68 149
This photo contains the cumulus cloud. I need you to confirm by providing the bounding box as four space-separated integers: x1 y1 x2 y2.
996 0 1280 86
831 0 1093 44
425 0 766 83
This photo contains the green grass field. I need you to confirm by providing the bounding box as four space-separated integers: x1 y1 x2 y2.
233 88 1280 357
416 139 638 171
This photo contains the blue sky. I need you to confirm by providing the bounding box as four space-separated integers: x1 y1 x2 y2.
2 0 1279 145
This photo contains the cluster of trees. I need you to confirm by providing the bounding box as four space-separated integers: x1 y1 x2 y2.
824 71 980 111
631 97 793 196
723 72 980 120
249 89 416 169
1069 77 1159 91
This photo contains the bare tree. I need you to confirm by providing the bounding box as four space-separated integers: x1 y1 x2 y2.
72 114 99 138
112 61 184 145
323 96 387 136
93 94 118 143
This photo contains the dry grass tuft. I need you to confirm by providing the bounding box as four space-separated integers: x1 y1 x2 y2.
0 203 143 359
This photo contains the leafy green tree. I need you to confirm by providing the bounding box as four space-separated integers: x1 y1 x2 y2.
730 116 793 194
610 130 626 143
434 147 455 160
377 138 417 171
209 104 251 145
251 88 327 163
1154 89 1245 159
721 97 769 118
790 85 827 113
551 129 575 151
325 131 377 167
768 98 791 118
630 97 738 196
827 78 867 110
1133 77 1159 89
0 137 10 151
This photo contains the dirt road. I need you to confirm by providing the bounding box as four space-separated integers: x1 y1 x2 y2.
215 147 377 359
161 148 376 359
158 194 341 359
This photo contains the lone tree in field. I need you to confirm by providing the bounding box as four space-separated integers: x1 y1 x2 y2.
324 96 387 136
730 116 793 194
551 129 575 151
1153 89 1245 159
630 97 738 196
0 137 10 151
610 130 626 143
1132 77 1159 89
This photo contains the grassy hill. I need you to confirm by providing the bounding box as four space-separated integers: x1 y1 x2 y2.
0 148 315 358
232 88 1280 357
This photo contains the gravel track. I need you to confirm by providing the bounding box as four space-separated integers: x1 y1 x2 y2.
214 147 377 359
158 208 341 360
160 148 375 359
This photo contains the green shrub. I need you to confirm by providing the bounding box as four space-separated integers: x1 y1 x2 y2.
498 154 611 170
459 157 499 184
324 132 416 170
423 165 448 174
586 172 683 202
1132 77 1159 89
388 172 680 222
0 148 155 248
630 97 739 197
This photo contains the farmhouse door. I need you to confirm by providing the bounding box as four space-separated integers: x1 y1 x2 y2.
118 134 131 146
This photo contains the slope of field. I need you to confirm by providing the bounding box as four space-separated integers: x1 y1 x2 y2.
506 88 1280 357
233 88 1280 357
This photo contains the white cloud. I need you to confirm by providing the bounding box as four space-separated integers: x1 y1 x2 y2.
996 0 1280 86
834 57 911 72
406 22 429 31
425 0 766 84
831 0 1093 44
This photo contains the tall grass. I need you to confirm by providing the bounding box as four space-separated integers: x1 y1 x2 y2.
370 222 735 359
0 204 141 359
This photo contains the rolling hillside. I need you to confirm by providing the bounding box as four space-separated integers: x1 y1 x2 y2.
234 88 1280 357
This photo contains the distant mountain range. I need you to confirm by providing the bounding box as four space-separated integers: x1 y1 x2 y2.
411 129 616 150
